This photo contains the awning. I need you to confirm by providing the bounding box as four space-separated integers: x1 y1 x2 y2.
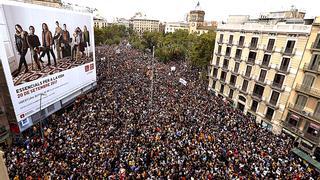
291 148 320 171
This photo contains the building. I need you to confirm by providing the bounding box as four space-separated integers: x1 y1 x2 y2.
165 22 189 33
130 12 160 34
94 16 108 28
283 17 320 156
113 18 130 28
187 2 216 35
11 0 61 8
208 9 312 135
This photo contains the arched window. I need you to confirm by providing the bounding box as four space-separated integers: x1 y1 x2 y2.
239 95 246 102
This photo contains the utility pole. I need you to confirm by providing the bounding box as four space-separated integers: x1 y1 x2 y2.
39 93 46 140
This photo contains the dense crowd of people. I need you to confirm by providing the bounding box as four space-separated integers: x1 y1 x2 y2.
4 43 319 179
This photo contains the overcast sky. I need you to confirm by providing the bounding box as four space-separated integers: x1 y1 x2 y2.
63 0 319 22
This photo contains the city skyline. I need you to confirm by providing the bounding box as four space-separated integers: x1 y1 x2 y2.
63 0 319 22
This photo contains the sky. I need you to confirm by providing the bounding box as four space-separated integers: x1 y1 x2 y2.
63 0 319 22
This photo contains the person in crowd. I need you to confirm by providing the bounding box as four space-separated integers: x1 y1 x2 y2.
54 21 62 60
4 43 319 179
82 25 90 57
14 24 29 75
27 25 42 70
61 24 71 58
71 27 82 60
39 23 57 66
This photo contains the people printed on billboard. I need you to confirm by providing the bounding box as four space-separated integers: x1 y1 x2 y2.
10 21 92 85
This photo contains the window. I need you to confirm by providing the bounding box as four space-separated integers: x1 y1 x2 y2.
213 68 218 78
251 100 258 112
253 84 264 98
219 34 224 43
218 45 222 54
212 81 216 89
262 54 271 67
288 115 299 127
258 69 267 82
269 91 280 106
248 51 257 63
239 95 246 102
245 65 252 77
250 37 258 48
216 57 220 66
273 74 285 88
284 40 295 54
220 71 227 81
242 80 248 92
306 124 319 137
229 75 237 85
315 102 320 118
229 89 234 99
223 58 229 69
229 35 234 44
266 39 275 51
295 95 307 110
220 84 225 93
279 57 290 72
302 74 315 88
235 49 242 59
265 107 275 120
309 54 320 70
225 47 231 57
239 36 245 46
234 62 240 73
314 34 320 49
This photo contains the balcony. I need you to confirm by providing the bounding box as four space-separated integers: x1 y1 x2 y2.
209 76 218 81
303 132 320 144
224 53 231 59
246 58 255 65
283 121 302 135
310 42 320 52
295 84 320 99
215 52 222 57
255 76 267 86
263 45 276 53
281 47 296 56
265 100 279 110
231 70 239 75
249 43 258 50
217 40 223 45
303 63 320 75
257 61 271 69
239 88 248 95
270 81 285 92
275 65 290 74
221 65 229 72
227 40 233 46
238 41 245 48
220 79 227 85
241 72 252 80
251 92 263 102
229 82 237 89
234 55 243 62
287 103 320 122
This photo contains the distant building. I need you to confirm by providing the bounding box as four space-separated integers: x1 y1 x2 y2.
94 16 108 29
187 2 216 35
113 18 130 28
130 12 160 34
165 22 189 33
11 0 62 8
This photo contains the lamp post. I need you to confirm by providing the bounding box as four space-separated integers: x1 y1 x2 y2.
149 46 155 111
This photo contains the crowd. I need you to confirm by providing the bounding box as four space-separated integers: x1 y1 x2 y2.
4 43 319 179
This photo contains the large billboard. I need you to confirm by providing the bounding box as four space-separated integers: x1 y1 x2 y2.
0 2 96 123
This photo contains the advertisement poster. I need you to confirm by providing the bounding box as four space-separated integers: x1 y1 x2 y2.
0 2 96 122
